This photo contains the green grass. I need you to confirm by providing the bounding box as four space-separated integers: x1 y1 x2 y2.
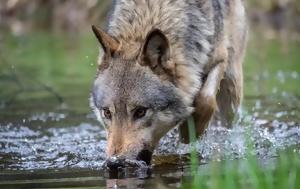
182 119 300 189
181 150 300 189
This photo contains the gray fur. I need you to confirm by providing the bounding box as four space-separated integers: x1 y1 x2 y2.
106 0 218 102
90 0 248 162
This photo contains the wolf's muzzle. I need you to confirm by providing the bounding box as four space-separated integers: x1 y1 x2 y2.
136 150 152 165
105 156 125 170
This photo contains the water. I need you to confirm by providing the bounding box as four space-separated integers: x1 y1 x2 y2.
0 93 299 188
1 96 298 170
0 33 299 188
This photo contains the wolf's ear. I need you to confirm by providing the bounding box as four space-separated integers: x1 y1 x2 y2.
92 25 120 56
140 29 171 70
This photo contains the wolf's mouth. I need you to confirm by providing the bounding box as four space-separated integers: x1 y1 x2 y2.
136 150 153 165
105 154 152 170
105 156 126 170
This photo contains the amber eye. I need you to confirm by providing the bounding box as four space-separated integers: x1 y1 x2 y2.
133 107 148 120
102 108 112 120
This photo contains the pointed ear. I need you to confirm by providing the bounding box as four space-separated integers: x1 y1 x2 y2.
140 29 170 69
91 25 120 55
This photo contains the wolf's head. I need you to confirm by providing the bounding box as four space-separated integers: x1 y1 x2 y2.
90 26 192 168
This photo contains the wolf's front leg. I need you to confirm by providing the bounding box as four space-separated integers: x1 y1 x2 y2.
179 62 226 143
195 61 226 131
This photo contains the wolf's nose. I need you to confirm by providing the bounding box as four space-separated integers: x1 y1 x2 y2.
106 157 125 170
136 150 152 165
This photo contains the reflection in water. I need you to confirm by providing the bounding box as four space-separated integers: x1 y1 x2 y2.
106 178 147 189
105 167 152 189
105 177 175 189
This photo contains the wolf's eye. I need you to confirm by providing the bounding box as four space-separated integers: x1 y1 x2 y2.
133 107 148 120
102 108 112 120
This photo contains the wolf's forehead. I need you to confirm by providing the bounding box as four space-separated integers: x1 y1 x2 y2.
94 64 174 108
94 62 149 97
109 61 148 90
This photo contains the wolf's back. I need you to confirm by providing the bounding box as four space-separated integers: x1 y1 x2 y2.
106 0 247 105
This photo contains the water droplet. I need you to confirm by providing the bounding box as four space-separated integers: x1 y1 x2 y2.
291 71 298 79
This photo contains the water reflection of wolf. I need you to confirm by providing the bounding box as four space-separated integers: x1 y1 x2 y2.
90 0 248 169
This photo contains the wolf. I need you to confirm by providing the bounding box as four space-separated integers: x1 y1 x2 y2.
90 0 248 168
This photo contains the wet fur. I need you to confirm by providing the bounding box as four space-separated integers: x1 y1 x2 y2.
90 0 248 161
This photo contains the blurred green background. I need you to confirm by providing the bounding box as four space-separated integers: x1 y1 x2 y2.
0 0 299 115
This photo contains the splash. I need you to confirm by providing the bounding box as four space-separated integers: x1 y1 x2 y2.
0 97 299 170
156 117 300 161
0 123 106 170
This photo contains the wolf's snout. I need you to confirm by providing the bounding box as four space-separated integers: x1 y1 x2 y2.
106 157 125 170
136 150 152 165
105 151 152 170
